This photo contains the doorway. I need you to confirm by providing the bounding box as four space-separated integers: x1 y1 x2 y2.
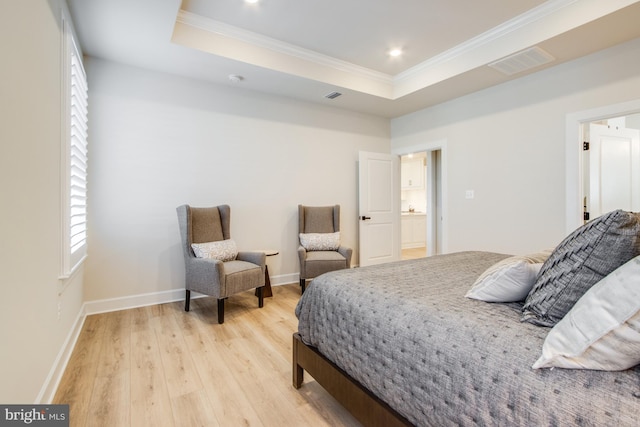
401 152 427 259
582 114 640 221
565 99 640 233
394 141 446 259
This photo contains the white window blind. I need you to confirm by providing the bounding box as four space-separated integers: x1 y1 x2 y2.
61 19 88 278
69 46 88 254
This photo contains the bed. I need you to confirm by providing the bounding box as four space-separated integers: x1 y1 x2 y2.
293 250 640 427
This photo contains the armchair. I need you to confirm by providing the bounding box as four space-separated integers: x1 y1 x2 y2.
298 204 352 292
176 204 265 324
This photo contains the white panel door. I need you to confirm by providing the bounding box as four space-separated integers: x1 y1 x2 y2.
358 151 400 266
588 123 640 218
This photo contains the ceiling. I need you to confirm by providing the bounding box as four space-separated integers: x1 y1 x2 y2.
67 0 640 118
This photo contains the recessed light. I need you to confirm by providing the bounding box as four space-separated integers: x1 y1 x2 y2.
245 0 259 4
389 48 403 57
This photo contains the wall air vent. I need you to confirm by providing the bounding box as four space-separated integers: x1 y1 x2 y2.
488 46 555 76
324 91 342 99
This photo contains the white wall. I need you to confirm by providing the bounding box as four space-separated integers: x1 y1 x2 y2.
84 58 390 302
0 0 85 403
392 37 640 255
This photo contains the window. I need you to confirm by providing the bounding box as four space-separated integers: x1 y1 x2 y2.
61 19 88 278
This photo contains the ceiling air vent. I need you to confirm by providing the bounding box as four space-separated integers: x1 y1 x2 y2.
324 91 342 99
488 46 555 76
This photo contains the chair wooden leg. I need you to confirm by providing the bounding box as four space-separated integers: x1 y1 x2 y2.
185 290 191 312
257 286 264 308
300 278 306 293
217 298 224 324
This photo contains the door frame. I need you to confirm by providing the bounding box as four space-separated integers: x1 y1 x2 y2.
565 98 640 233
392 139 448 255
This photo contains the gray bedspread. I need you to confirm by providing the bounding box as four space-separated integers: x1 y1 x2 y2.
295 251 640 427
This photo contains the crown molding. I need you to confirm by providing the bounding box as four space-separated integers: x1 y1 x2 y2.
394 0 580 84
176 10 393 85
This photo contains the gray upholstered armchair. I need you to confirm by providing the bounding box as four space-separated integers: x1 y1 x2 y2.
298 204 352 292
176 204 265 324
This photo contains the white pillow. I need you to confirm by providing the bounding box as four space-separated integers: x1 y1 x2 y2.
191 239 237 262
533 255 640 371
299 232 340 251
465 251 550 302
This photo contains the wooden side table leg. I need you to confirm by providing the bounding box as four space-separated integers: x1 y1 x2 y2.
263 265 273 297
256 265 273 298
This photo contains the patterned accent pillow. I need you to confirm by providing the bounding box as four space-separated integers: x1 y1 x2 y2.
522 210 640 327
533 256 640 370
191 239 237 261
466 251 551 302
299 232 340 251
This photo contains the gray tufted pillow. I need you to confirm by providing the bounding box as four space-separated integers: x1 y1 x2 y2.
522 209 640 327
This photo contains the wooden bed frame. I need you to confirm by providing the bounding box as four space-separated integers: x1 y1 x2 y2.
292 333 412 427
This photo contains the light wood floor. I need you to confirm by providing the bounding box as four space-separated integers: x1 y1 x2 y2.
402 246 426 260
53 284 361 427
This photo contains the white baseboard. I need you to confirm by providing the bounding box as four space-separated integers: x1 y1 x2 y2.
37 306 86 404
270 272 299 286
84 288 189 315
